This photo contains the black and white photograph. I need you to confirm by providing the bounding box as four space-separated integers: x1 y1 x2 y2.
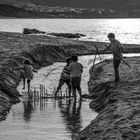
0 0 140 140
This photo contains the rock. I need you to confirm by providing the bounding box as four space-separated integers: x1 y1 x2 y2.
48 33 86 38
23 28 46 34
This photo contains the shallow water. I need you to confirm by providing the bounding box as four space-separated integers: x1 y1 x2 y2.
0 54 140 140
0 97 95 140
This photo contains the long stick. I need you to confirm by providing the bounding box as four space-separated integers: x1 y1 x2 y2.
104 45 131 68
92 45 101 70
94 45 102 61
93 53 97 67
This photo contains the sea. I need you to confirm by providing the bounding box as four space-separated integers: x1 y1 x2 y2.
0 18 140 44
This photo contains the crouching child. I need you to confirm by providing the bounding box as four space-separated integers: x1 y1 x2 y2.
54 57 72 98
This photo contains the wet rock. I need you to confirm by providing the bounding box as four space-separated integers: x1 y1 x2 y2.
48 33 86 38
23 28 46 34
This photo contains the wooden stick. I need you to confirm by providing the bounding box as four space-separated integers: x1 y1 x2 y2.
94 45 102 61
104 45 131 68
93 53 97 67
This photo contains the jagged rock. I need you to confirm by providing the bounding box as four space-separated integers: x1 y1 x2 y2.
23 28 46 34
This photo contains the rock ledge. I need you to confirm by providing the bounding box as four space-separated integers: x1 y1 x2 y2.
74 57 140 140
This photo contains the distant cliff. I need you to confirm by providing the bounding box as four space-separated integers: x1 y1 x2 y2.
0 0 140 18
1 0 140 9
0 4 37 17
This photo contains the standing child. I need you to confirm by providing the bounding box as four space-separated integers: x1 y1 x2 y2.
14 59 37 92
54 57 72 98
107 33 123 83
69 55 83 98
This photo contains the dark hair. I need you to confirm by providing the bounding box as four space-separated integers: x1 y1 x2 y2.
24 59 31 65
71 55 78 61
65 57 71 63
107 33 115 38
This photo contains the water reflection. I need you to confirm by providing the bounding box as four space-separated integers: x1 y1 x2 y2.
21 91 84 138
58 98 82 138
22 93 34 122
23 100 33 122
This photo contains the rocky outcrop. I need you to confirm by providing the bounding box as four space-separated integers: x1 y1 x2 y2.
0 4 36 18
2 0 140 18
48 33 86 38
23 28 46 34
23 28 86 38
73 57 140 140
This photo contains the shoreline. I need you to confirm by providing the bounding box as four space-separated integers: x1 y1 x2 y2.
0 32 140 139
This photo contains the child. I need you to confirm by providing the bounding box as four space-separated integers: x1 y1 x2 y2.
54 57 72 98
14 59 37 92
69 55 83 98
107 33 123 83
